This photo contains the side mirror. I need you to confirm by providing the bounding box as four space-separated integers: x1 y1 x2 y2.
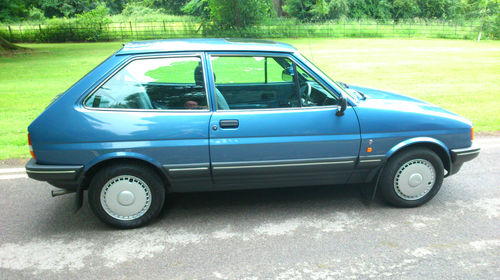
336 96 347 116
281 68 293 82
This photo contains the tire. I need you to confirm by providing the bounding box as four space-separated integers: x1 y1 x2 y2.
88 163 165 229
380 148 444 207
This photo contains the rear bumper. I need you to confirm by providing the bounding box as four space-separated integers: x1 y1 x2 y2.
25 159 83 191
449 145 480 176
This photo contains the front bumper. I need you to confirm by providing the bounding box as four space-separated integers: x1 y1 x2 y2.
25 159 83 191
449 145 480 176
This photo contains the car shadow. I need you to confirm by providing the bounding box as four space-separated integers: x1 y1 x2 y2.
36 184 384 234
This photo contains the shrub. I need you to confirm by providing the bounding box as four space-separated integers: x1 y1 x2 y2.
207 0 273 30
328 0 349 19
38 17 71 42
73 4 111 41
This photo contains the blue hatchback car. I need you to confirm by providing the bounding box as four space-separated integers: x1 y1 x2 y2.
26 39 479 228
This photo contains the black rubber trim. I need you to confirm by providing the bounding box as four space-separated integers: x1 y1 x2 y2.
25 158 83 182
449 145 480 175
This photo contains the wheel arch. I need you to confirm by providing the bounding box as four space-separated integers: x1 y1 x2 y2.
80 152 170 190
386 137 451 175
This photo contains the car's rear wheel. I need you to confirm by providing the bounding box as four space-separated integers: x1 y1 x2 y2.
88 163 165 228
380 148 444 207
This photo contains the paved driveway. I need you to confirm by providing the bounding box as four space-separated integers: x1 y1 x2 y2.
0 137 499 279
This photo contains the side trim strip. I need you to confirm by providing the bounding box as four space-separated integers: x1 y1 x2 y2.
26 170 76 174
454 150 480 156
169 167 209 172
213 160 354 170
359 159 382 163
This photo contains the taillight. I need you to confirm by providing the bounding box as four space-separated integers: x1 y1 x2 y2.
471 127 474 141
28 133 35 159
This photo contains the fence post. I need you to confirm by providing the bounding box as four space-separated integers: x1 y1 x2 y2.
69 22 72 40
129 21 133 37
163 21 166 33
120 22 124 42
408 22 411 38
343 21 346 37
8 25 13 41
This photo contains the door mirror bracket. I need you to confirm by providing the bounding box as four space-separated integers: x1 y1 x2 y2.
336 97 347 116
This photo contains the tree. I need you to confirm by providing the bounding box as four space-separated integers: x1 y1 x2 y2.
0 0 30 22
208 0 272 30
272 0 284 17
0 35 26 51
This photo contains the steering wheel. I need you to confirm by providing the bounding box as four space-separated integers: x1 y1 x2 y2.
300 81 313 106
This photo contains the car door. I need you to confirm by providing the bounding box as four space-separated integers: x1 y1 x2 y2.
207 53 361 190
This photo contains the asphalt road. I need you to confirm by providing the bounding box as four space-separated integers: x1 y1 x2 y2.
0 137 499 280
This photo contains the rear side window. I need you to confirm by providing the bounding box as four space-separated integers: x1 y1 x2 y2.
85 56 208 110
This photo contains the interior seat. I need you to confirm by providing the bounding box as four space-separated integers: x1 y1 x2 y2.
194 64 230 110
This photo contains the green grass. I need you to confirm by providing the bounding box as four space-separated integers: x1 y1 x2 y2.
0 38 499 159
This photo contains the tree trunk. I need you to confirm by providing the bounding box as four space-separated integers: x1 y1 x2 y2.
0 35 25 51
272 0 284 17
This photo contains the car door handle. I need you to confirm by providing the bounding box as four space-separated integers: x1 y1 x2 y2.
219 119 239 129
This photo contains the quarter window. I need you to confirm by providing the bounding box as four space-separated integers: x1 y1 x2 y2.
85 56 208 110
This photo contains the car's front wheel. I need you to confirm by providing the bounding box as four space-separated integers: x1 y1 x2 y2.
88 163 165 228
380 148 444 207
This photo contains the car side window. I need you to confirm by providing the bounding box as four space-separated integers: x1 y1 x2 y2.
210 56 299 110
295 65 338 107
85 56 208 110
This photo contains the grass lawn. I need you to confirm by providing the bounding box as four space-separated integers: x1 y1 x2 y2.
0 39 499 159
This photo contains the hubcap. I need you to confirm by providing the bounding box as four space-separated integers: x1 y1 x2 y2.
100 175 151 221
394 159 435 200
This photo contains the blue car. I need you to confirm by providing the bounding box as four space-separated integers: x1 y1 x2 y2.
26 39 479 228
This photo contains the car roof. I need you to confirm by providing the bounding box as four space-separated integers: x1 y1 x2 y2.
117 38 297 55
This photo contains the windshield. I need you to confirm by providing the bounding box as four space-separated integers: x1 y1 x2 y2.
296 53 359 102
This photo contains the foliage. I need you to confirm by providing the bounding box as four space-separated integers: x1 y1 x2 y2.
182 0 210 19
39 0 94 18
121 2 167 18
150 0 190 15
282 0 313 20
392 0 421 21
0 0 29 22
27 7 46 21
74 4 111 41
36 5 110 42
281 0 499 24
328 0 349 19
207 0 273 30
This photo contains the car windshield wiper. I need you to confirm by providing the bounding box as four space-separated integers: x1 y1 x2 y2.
337 81 366 100
355 89 367 100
